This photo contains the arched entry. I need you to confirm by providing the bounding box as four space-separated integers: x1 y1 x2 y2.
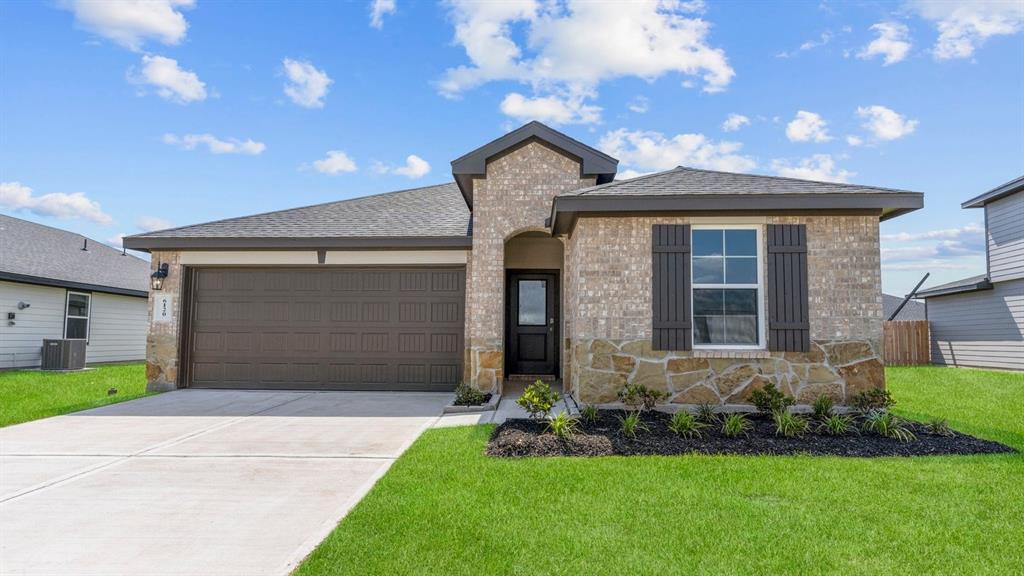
504 231 564 378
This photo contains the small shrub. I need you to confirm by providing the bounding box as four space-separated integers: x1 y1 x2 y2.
516 380 560 420
749 382 795 414
545 412 580 439
453 382 487 406
772 409 809 438
862 409 916 442
851 388 895 412
617 383 669 412
667 411 707 439
926 418 954 437
811 395 835 420
580 404 600 424
696 402 720 424
721 413 753 438
617 411 650 439
817 414 855 436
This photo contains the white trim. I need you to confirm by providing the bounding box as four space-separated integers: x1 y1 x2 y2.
690 225 765 350
179 251 318 265
178 250 469 266
64 290 91 342
688 216 767 224
325 250 468 265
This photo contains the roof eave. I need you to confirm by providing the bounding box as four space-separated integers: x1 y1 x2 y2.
961 174 1024 209
0 271 148 298
122 235 473 252
917 278 994 298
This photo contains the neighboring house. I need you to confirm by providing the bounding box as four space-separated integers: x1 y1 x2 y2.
0 214 150 368
882 293 926 321
916 175 1024 371
124 122 923 405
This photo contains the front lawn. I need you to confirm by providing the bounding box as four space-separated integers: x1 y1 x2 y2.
0 363 149 427
297 366 1024 575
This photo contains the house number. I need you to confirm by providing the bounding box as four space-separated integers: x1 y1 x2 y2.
154 294 174 324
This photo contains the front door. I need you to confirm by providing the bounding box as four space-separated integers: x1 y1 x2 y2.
506 271 559 376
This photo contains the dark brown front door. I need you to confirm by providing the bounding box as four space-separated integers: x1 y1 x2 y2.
506 271 558 376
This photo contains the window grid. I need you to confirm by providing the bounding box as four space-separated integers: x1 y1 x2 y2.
691 227 764 349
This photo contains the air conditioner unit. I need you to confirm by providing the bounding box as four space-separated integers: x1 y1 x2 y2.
41 339 86 370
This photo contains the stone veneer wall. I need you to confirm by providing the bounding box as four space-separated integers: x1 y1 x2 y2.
465 141 595 391
564 215 885 405
145 250 183 392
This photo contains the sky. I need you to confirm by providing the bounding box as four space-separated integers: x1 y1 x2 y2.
1 0 1022 296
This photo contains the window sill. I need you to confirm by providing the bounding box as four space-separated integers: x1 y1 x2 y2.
690 349 772 359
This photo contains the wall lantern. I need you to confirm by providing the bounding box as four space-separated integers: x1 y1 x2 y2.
151 263 169 291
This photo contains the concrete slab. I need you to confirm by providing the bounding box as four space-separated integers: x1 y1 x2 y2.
432 411 494 428
0 455 116 500
492 392 578 424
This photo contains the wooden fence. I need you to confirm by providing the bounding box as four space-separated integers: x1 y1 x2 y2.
882 320 930 365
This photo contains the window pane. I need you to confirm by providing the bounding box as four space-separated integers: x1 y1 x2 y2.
66 317 88 339
692 257 724 284
724 316 758 344
518 280 546 326
725 257 757 284
693 289 724 316
692 230 723 256
67 294 89 317
693 316 725 345
724 289 758 315
725 229 757 256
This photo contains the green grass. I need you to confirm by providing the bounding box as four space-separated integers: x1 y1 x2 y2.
0 363 150 427
298 366 1024 576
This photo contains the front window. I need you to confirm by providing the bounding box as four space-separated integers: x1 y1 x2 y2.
65 292 91 340
692 227 762 347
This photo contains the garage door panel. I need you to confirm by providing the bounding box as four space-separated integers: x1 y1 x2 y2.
188 267 464 391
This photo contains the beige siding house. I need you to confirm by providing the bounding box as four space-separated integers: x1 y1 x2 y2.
125 122 923 405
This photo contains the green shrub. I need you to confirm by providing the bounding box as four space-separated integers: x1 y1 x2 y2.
721 413 753 438
772 409 809 438
862 409 916 442
453 382 487 406
811 395 835 420
696 402 720 424
749 382 795 414
851 388 895 412
926 417 954 437
580 404 600 424
817 413 855 436
667 411 707 439
617 383 669 412
516 380 560 421
617 411 650 439
545 412 580 439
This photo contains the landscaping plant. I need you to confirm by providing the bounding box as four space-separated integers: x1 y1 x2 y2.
516 380 560 420
811 395 835 420
862 409 916 442
772 409 809 438
545 412 580 440
617 383 668 412
926 418 954 437
453 382 487 406
580 404 600 424
667 411 707 439
696 402 720 424
748 382 795 414
817 413 855 436
851 387 895 412
617 412 649 439
721 413 753 438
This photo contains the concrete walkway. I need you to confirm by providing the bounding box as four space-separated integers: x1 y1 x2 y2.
0 389 450 576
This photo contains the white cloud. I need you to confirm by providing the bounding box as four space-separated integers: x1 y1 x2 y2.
881 222 983 242
627 95 650 114
132 55 206 103
858 22 912 65
0 181 113 225
369 0 396 29
599 128 756 174
137 216 173 232
857 105 918 140
846 135 864 146
62 0 193 51
777 31 832 58
107 233 127 249
162 133 266 155
374 155 431 179
912 0 1024 59
771 154 853 183
282 58 332 108
785 110 831 142
722 113 750 132
440 0 733 124
499 91 601 125
312 150 357 175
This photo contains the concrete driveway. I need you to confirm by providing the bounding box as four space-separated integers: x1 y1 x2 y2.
0 389 451 576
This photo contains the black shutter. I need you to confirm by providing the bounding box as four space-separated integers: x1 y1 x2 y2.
767 224 810 352
652 224 691 351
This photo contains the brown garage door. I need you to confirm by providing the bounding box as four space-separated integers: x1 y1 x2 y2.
185 266 465 391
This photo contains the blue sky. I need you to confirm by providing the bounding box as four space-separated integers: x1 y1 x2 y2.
1 0 1021 296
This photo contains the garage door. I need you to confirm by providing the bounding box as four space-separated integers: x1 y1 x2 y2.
185 267 465 391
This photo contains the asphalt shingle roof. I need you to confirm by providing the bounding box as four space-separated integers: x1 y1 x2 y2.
916 274 991 298
882 293 926 321
0 214 150 294
130 183 469 240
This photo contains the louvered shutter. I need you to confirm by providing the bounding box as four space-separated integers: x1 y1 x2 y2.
767 224 810 352
652 224 692 351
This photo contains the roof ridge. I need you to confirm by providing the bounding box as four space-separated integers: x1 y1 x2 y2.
0 213 147 263
673 165 918 194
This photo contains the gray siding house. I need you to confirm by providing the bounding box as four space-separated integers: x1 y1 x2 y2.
0 215 151 368
917 175 1024 371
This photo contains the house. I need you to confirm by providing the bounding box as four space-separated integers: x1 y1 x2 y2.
0 214 150 368
124 122 923 405
882 294 926 321
916 175 1024 371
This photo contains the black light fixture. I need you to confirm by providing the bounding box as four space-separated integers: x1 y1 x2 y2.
151 262 169 291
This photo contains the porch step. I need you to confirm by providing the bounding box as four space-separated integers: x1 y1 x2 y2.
506 374 557 385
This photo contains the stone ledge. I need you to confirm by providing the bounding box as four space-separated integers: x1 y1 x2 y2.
443 393 501 414
691 350 772 359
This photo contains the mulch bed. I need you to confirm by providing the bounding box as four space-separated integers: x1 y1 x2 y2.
487 410 1015 458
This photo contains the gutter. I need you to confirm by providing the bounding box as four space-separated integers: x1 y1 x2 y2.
123 235 474 253
916 278 994 299
0 272 148 298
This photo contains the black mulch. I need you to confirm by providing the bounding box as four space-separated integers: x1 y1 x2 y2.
487 410 1015 458
453 393 493 407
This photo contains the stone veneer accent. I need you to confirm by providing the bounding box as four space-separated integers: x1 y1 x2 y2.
465 141 595 391
564 214 885 405
145 250 183 392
